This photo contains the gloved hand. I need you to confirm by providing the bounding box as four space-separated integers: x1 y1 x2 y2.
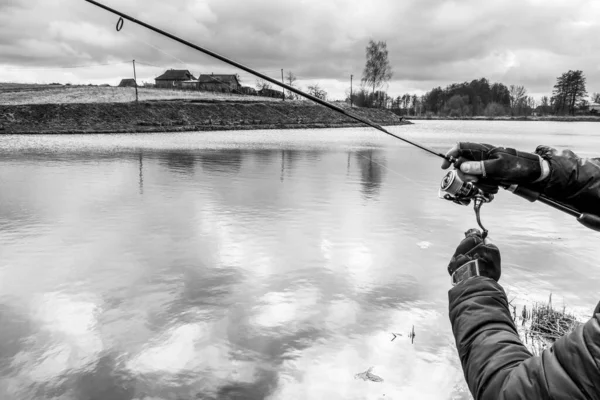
440 142 550 194
441 143 600 215
448 228 501 285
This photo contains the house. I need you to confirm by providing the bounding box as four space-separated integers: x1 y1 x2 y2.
240 86 257 96
258 88 283 99
118 78 137 87
181 80 199 90
198 74 241 93
154 69 197 88
589 102 600 113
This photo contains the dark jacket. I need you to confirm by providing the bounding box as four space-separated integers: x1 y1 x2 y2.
533 146 600 214
449 151 600 399
450 277 600 399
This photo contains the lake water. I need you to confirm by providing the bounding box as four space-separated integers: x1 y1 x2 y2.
1 120 600 400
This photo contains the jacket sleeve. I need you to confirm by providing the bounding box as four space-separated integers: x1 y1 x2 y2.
449 276 600 400
533 147 600 214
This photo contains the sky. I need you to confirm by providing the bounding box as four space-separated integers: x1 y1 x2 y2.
1 0 600 100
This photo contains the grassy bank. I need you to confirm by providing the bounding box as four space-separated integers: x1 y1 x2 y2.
512 294 583 356
405 115 600 122
0 84 409 134
0 101 409 134
0 84 281 105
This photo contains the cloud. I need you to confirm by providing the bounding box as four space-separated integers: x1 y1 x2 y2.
1 0 600 98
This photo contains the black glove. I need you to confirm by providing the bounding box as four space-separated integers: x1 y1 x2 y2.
440 142 548 194
442 143 600 215
448 228 501 285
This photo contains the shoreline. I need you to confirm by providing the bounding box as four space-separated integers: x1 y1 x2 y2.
0 100 410 135
404 115 600 122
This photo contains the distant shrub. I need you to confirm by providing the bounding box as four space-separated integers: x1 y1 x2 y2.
484 102 507 117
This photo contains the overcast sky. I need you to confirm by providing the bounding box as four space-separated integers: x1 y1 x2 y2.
1 0 599 100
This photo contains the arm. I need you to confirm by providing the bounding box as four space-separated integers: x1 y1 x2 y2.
533 146 600 215
441 143 600 216
450 277 600 400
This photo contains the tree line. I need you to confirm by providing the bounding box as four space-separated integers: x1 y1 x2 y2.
348 40 595 117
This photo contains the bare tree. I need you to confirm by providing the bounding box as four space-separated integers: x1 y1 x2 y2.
285 71 298 100
307 83 327 100
540 96 550 115
361 40 393 102
509 85 527 115
256 79 272 91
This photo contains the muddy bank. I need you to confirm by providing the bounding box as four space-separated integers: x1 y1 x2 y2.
0 100 410 134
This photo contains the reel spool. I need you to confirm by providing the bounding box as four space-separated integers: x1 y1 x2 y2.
439 170 493 206
439 170 494 238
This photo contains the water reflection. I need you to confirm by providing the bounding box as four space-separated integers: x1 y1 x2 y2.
160 150 197 175
199 150 244 175
1 127 599 399
40 353 135 400
253 149 277 166
354 150 386 200
138 151 143 195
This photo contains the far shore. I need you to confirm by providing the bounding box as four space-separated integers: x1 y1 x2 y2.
0 85 409 134
404 115 600 122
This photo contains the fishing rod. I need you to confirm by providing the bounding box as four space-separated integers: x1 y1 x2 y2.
84 0 446 162
85 0 600 235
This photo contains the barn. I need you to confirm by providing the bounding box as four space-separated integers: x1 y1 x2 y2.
155 70 197 88
198 74 241 93
118 78 137 87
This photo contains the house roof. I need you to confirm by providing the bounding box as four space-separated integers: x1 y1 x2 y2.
118 78 136 85
155 69 196 81
198 74 240 85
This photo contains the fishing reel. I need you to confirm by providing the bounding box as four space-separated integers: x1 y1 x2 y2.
439 169 494 238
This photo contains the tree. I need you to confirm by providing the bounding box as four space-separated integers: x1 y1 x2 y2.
551 70 587 115
539 96 551 115
484 102 506 117
361 40 393 102
285 71 298 100
490 83 511 107
445 94 466 117
256 79 272 91
592 92 600 104
469 78 491 114
307 83 327 100
509 85 527 115
423 86 444 114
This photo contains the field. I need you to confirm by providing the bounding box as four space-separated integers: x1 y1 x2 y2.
0 83 281 105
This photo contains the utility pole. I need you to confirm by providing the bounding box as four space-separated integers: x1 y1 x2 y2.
281 69 285 101
132 59 138 102
350 74 353 108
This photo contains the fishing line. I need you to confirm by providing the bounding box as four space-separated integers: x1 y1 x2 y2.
119 29 190 69
355 152 430 191
83 0 450 163
83 0 600 233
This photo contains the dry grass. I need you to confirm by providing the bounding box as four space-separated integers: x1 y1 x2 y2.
0 85 282 105
511 294 582 356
